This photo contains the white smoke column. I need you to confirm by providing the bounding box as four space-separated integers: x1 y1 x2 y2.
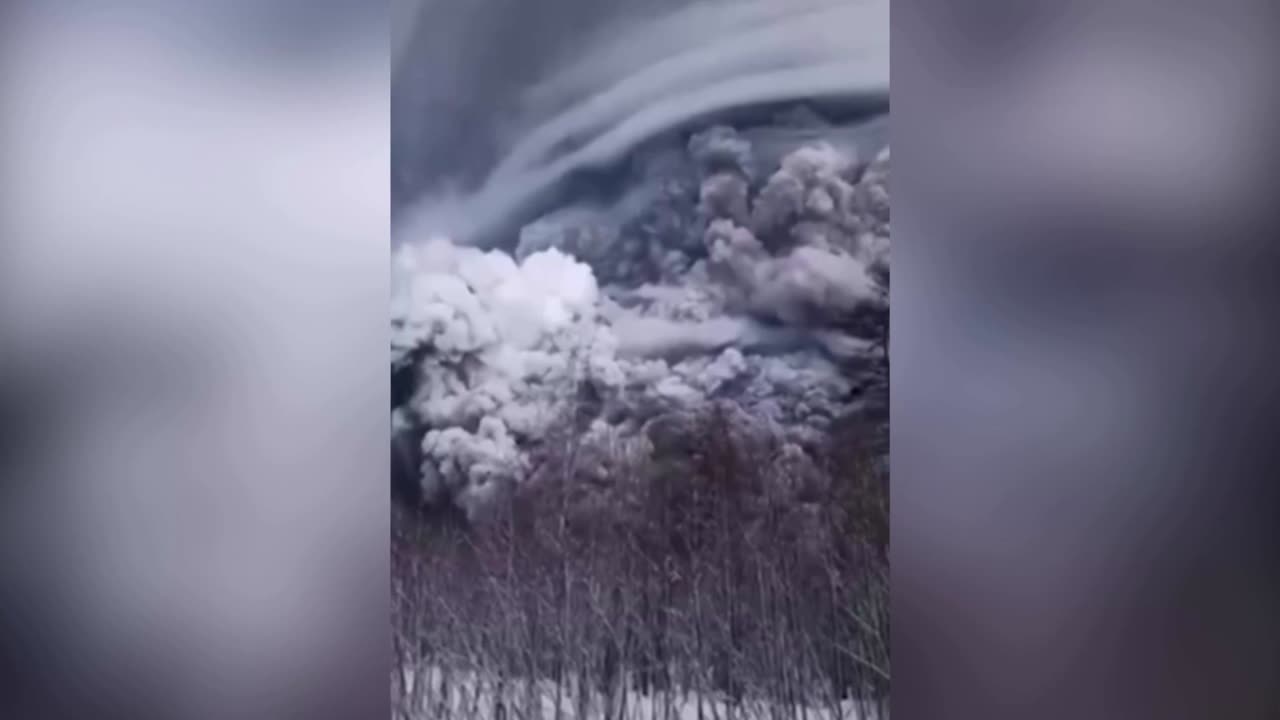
392 238 624 514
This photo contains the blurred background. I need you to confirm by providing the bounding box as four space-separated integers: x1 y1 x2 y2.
2 0 1278 718
1 2 388 718
894 0 1280 717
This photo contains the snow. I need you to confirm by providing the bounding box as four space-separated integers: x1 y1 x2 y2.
394 665 887 720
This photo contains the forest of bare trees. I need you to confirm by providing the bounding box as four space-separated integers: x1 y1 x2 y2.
392 403 888 720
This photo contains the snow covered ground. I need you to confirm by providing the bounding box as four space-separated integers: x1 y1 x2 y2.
394 666 887 720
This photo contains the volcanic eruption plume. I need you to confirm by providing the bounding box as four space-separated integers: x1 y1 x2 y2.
392 0 889 517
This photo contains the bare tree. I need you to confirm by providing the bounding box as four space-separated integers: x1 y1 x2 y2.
392 399 889 720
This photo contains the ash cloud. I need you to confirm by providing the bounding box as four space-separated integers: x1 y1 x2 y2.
392 124 888 516
392 0 888 517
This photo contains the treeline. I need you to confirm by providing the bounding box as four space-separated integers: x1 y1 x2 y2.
392 406 888 720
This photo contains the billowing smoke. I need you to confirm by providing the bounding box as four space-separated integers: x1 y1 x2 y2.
392 127 888 516
392 0 888 516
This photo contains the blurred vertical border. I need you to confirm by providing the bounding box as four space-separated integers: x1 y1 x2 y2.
1 2 389 719
893 0 1280 718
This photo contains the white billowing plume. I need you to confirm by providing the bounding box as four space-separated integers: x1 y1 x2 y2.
391 236 598 359
392 239 617 510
